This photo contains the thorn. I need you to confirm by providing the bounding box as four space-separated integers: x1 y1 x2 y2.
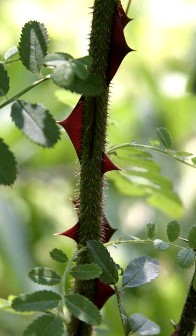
95 280 115 309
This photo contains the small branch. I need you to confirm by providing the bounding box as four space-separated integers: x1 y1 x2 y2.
0 75 50 109
104 238 182 250
114 284 127 336
107 142 196 169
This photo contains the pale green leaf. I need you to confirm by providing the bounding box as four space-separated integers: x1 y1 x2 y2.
70 263 102 280
23 314 64 336
49 248 68 263
188 226 196 249
12 290 60 312
128 313 160 335
87 240 118 285
0 138 17 185
18 21 49 73
0 63 9 96
153 239 170 251
122 256 159 288
177 248 195 269
11 100 60 147
4 46 18 60
146 223 157 239
65 294 101 326
167 221 181 242
156 127 173 149
28 267 61 286
44 52 73 68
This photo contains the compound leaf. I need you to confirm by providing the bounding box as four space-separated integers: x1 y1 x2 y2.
87 240 118 285
11 100 60 147
49 248 68 263
122 256 159 289
12 290 60 312
0 138 17 185
65 294 101 326
23 314 64 336
177 248 195 269
18 21 49 73
0 63 9 96
167 221 181 242
70 263 102 280
28 267 61 286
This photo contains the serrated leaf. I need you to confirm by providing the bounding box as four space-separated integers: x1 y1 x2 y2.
177 248 195 269
49 248 68 263
156 127 173 149
153 239 170 251
12 290 60 312
128 313 160 335
146 223 157 239
65 294 101 326
122 256 159 289
4 46 18 60
87 240 118 285
0 63 9 96
167 221 181 242
0 138 17 185
188 226 196 249
11 100 60 147
28 267 61 286
23 314 64 336
70 263 102 280
18 21 49 73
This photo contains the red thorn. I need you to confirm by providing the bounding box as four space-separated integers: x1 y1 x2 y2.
101 215 116 243
107 4 133 83
102 153 120 174
56 222 79 242
58 97 84 159
95 280 115 309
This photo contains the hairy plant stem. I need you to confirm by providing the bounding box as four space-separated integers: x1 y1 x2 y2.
67 1 117 335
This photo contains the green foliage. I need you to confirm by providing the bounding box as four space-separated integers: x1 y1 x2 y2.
127 313 160 335
122 256 159 289
12 290 61 312
0 63 9 96
193 273 196 291
49 248 68 263
65 294 101 326
146 222 157 239
18 21 49 73
153 239 170 251
167 221 181 242
28 267 61 286
70 263 102 280
156 127 173 149
23 314 64 336
188 226 196 249
4 45 18 61
0 138 17 185
87 240 119 285
11 100 60 147
177 248 195 269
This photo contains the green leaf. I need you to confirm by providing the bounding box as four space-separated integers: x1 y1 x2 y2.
167 221 181 242
156 127 173 149
44 52 73 68
146 223 157 239
192 157 196 165
23 314 64 336
153 239 170 251
28 267 61 286
11 100 60 147
188 226 196 249
87 240 118 285
49 248 68 263
0 138 17 185
4 46 18 60
70 263 102 280
128 313 160 335
122 256 159 289
177 248 195 269
65 294 101 326
0 63 9 96
12 290 60 312
18 21 49 73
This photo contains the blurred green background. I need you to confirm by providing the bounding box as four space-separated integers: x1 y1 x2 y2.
0 0 196 335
